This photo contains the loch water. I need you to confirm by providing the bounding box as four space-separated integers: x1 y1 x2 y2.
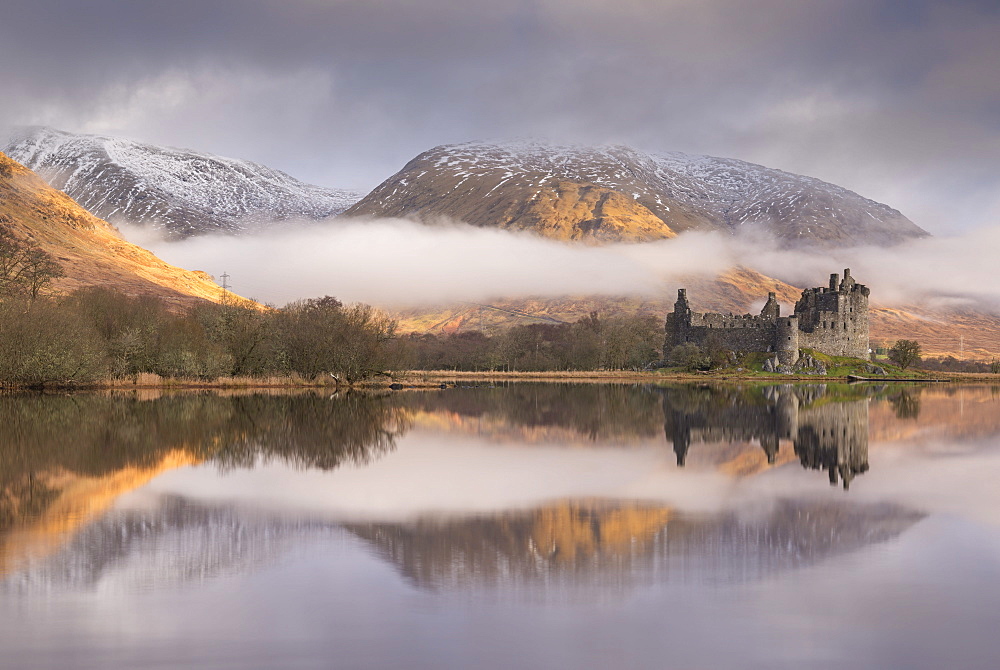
2 383 1000 669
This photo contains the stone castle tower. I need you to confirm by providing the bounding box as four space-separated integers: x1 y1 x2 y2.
665 269 870 364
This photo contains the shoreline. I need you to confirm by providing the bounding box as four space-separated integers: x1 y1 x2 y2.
2 369 997 392
403 370 987 383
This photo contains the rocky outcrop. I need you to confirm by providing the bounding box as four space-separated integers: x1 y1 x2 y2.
794 354 828 375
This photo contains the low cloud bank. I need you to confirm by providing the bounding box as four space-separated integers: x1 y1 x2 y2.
139 218 724 306
743 226 1000 310
135 217 1000 311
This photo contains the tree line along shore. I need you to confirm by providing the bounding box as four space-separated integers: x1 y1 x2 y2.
2 230 997 388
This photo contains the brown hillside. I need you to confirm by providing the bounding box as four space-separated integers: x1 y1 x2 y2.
513 181 676 242
391 266 1000 358
0 151 228 307
346 141 927 247
391 268 807 335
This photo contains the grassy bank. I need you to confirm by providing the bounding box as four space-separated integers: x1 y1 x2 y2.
2 373 344 391
403 368 991 384
4 367 996 392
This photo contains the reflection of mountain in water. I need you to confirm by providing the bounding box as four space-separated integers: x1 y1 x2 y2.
1 383 891 572
345 500 921 593
2 497 338 594
2 496 922 597
0 392 409 573
0 385 945 598
662 385 870 488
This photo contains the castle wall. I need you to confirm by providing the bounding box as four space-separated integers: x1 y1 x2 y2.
798 319 869 359
664 269 870 363
674 314 778 354
793 270 870 359
776 316 799 365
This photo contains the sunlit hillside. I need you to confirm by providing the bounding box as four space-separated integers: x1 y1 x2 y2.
0 152 234 308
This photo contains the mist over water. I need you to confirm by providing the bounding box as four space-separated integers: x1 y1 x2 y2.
133 218 1000 311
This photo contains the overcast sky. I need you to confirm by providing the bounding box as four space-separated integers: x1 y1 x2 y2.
2 0 999 234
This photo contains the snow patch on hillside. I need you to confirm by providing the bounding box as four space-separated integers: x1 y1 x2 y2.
351 139 926 247
2 126 362 237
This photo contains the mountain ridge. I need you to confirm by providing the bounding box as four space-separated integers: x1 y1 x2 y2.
0 151 233 307
3 126 362 238
346 140 928 246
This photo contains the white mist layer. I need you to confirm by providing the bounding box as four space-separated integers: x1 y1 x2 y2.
740 225 1000 310
136 218 729 305
131 217 1000 310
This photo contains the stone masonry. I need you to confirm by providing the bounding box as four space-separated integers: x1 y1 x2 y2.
665 269 870 365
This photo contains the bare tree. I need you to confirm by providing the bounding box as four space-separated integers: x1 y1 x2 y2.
279 296 399 384
0 227 63 300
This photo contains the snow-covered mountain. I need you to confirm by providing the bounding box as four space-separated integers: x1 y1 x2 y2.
345 141 928 246
3 126 362 238
0 150 229 307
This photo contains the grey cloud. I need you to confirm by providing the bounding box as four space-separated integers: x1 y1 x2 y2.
2 0 999 230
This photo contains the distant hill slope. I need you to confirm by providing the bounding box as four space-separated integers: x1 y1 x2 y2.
0 151 232 308
346 141 927 246
391 267 1000 359
3 127 362 238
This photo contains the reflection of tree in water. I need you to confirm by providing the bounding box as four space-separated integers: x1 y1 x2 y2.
661 385 872 489
0 392 409 530
403 383 664 442
890 389 921 420
210 394 410 471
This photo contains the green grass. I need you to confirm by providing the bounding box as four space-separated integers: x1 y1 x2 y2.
662 348 929 380
797 349 924 378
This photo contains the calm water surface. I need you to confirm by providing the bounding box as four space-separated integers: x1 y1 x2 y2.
2 383 1000 669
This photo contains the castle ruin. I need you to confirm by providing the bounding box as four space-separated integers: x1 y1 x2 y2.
665 269 870 365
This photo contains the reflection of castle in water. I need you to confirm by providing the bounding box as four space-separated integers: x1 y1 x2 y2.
0 387 919 600
662 385 870 489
